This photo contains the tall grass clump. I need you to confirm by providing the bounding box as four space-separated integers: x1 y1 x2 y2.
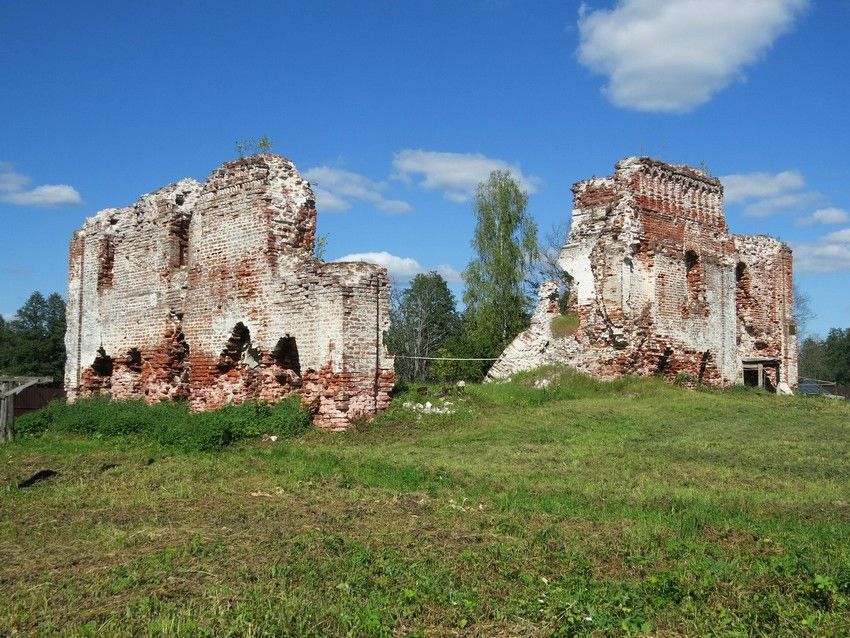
479 364 674 406
14 396 311 452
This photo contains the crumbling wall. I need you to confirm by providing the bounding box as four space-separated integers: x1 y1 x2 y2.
487 281 581 378
733 235 797 386
489 157 796 391
65 179 202 402
65 154 394 430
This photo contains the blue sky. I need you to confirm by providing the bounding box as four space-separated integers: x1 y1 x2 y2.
1 0 848 336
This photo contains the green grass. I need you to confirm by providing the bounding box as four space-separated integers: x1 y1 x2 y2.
2 367 850 637
551 314 580 338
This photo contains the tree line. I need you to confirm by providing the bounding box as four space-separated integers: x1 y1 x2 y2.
798 330 850 385
387 170 570 384
0 292 66 385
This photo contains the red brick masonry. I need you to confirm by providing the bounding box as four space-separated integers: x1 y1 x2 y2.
65 154 394 430
490 157 797 389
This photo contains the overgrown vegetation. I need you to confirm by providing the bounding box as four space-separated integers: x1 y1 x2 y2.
234 136 273 157
2 368 849 636
551 313 579 338
14 396 310 452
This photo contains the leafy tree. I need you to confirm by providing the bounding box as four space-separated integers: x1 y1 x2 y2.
430 311 493 383
0 291 66 385
386 272 459 382
0 314 9 373
463 170 539 357
257 135 273 152
823 328 850 385
798 336 829 380
798 329 850 386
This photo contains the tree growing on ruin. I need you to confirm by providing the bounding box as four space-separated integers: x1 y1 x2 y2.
235 136 274 157
536 221 574 314
386 272 459 382
463 170 539 357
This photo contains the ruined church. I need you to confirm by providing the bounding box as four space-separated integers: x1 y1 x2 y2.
64 154 394 430
490 157 798 391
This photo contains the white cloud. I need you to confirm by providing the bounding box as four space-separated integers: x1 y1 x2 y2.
794 227 850 273
392 149 539 203
719 169 824 217
435 264 463 284
721 170 805 203
334 251 462 283
798 207 849 226
0 162 82 207
824 228 850 243
303 166 412 214
742 192 823 218
577 0 808 112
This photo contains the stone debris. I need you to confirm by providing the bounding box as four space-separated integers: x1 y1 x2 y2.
64 154 394 430
402 400 456 415
490 157 797 391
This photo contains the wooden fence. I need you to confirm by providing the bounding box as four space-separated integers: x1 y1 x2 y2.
13 386 65 419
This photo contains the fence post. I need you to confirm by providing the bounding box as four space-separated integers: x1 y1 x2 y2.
0 380 12 443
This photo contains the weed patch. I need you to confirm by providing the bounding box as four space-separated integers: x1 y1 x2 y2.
14 396 311 451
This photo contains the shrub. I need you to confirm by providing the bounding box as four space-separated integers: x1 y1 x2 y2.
14 399 69 437
14 396 311 452
675 372 694 386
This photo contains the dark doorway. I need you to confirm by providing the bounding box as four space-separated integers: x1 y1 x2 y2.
743 368 759 387
273 336 301 375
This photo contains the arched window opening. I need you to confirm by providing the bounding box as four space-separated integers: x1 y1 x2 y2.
92 347 114 377
97 237 115 291
170 215 191 268
219 322 258 370
684 250 701 303
685 250 698 274
127 347 143 372
272 336 301 375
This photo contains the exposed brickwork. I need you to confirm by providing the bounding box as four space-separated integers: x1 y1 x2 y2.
64 154 394 430
490 157 797 390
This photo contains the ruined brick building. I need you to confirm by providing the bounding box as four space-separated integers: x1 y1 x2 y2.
490 157 798 391
64 154 394 430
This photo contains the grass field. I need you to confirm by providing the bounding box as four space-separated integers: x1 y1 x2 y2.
2 367 849 637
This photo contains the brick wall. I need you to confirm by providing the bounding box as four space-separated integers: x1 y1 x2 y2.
490 157 797 390
65 154 394 430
